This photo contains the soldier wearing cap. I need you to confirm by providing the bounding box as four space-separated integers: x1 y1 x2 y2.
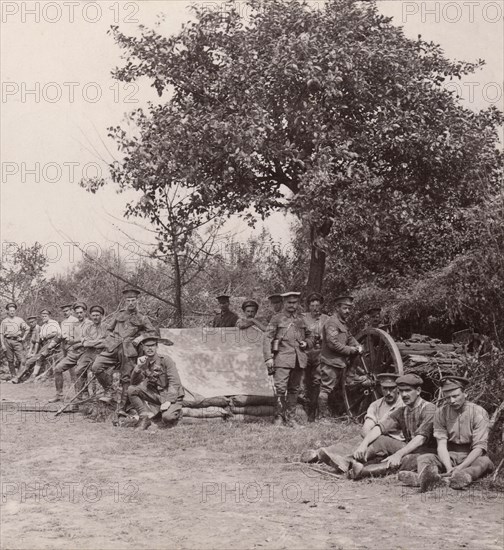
74 305 108 400
316 296 361 420
349 373 436 480
1 302 29 379
211 295 239 328
127 335 184 430
301 292 329 420
236 299 267 331
267 294 283 319
11 316 39 383
263 291 313 427
365 307 382 329
49 302 92 403
400 376 494 491
19 309 61 381
92 287 157 415
302 373 404 472
59 303 78 358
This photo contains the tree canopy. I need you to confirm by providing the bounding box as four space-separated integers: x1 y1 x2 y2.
101 0 502 292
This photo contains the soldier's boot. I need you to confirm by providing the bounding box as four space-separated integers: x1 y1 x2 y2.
449 457 494 490
300 449 319 463
96 372 115 403
317 393 331 423
419 464 442 493
350 461 391 481
48 371 64 403
136 416 151 430
307 385 320 422
117 384 131 417
398 471 420 487
318 448 352 473
272 396 285 426
7 362 17 379
284 394 300 428
129 393 149 418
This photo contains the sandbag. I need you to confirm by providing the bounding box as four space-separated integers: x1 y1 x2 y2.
229 414 271 423
181 406 230 419
230 405 275 417
182 396 230 409
231 395 276 407
179 416 226 425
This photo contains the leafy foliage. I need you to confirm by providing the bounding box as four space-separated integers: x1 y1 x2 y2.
106 0 502 292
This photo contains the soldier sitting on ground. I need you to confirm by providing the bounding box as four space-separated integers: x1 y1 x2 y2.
302 373 404 470
349 374 436 480
399 376 494 492
127 335 184 430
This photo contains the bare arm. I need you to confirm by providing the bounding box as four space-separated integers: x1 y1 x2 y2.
437 438 452 472
382 435 426 468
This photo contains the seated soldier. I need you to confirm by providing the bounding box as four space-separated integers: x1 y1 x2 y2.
301 373 404 471
349 374 436 480
127 336 184 430
236 299 267 331
399 376 494 492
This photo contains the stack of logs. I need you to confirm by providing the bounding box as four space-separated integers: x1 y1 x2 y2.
397 333 467 381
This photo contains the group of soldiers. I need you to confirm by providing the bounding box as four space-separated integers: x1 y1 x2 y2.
1 288 495 491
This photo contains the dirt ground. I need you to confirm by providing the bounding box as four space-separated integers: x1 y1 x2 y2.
1 382 502 550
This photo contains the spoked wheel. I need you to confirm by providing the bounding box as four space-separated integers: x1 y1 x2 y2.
342 328 403 419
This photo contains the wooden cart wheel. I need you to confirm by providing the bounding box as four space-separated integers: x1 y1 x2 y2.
342 327 403 419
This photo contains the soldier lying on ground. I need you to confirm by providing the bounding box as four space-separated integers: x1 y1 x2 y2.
302 373 404 470
399 376 494 492
127 335 184 430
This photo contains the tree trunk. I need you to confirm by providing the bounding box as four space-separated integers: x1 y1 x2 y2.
172 249 184 327
306 220 333 293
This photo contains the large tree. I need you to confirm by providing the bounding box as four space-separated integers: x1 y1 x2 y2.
105 0 502 292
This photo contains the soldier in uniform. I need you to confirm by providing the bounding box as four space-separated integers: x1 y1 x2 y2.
1 302 29 379
301 292 329 421
21 309 61 380
303 373 405 471
236 299 267 331
267 294 283 319
75 305 107 400
92 287 156 415
49 302 92 403
212 295 239 327
11 315 39 383
350 374 436 480
127 335 184 430
400 376 494 491
263 291 313 427
317 296 361 420
59 303 78 357
365 307 382 328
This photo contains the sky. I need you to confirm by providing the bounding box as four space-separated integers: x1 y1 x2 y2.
1 0 502 275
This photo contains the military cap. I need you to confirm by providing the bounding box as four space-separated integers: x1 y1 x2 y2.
306 292 324 304
367 306 381 315
335 295 354 306
122 287 141 297
89 305 105 315
134 334 159 348
376 373 399 388
73 301 87 311
40 308 51 315
241 299 259 311
5 302 17 310
60 303 74 310
440 376 469 392
267 294 283 302
396 373 423 388
216 294 231 302
27 315 37 321
281 291 301 298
